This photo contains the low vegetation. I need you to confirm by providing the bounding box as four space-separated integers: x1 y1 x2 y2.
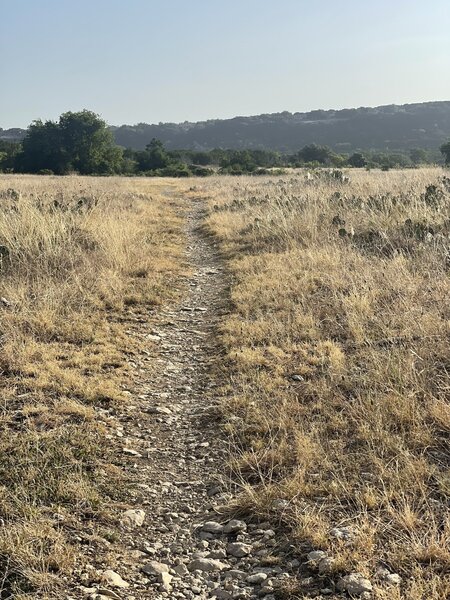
200 168 450 599
0 175 184 597
1 168 449 599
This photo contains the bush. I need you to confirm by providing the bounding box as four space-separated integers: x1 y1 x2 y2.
189 165 214 177
161 163 192 177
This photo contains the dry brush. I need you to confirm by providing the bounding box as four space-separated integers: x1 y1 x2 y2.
200 168 450 599
0 175 185 597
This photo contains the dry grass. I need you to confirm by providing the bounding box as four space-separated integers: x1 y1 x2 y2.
0 175 185 597
199 168 450 599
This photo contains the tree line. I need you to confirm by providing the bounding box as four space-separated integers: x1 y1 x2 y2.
1 110 449 176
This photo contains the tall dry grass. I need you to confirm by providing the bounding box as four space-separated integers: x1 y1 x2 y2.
0 175 184 597
200 169 450 599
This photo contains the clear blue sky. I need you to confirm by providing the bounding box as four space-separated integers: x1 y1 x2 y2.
1 0 449 128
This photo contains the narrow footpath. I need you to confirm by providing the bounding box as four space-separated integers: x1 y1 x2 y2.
76 196 291 600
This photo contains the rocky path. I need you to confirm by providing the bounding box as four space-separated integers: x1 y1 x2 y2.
77 197 294 600
75 195 402 600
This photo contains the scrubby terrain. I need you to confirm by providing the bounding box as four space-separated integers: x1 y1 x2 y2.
0 176 185 598
202 168 450 599
0 170 448 600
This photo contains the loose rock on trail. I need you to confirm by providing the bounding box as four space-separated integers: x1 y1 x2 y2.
73 197 291 600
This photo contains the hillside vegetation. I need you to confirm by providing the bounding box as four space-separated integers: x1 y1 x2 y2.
112 101 450 152
2 101 450 153
2 107 450 177
201 168 450 599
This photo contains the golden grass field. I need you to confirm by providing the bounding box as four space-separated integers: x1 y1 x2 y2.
0 175 185 598
0 169 448 599
200 168 450 599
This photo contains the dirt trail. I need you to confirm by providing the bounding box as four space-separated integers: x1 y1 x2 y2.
77 196 233 599
76 196 291 600
124 197 233 597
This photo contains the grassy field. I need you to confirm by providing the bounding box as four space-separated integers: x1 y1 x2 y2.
200 168 450 599
0 175 185 598
1 170 448 599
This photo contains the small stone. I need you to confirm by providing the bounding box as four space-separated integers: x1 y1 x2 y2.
122 447 142 457
81 588 97 595
246 572 268 584
202 521 224 534
262 529 275 538
272 498 289 510
97 589 121 600
225 569 247 580
188 558 228 572
208 549 227 559
385 573 402 585
141 561 169 576
173 563 188 576
376 567 390 579
377 567 402 585
211 590 232 599
101 570 129 588
318 557 335 574
260 585 274 595
148 406 172 415
158 572 173 592
121 509 145 527
227 542 251 558
307 550 327 562
338 573 373 596
290 374 304 381
330 526 354 540
147 334 161 342
223 520 247 534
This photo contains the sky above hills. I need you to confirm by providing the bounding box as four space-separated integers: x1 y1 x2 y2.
1 0 450 128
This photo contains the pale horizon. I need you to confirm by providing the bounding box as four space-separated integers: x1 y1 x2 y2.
1 0 450 129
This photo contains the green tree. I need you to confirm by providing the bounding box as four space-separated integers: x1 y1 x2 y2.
409 148 427 165
0 141 21 172
348 152 367 167
440 141 450 165
191 151 212 165
15 110 122 175
58 110 122 174
297 144 334 165
136 138 170 171
330 153 347 167
219 150 257 174
15 119 66 173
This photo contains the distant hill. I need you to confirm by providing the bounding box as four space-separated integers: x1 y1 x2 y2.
3 101 450 152
0 128 26 142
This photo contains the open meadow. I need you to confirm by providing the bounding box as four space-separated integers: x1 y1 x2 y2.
0 175 186 598
201 167 450 599
0 169 448 599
